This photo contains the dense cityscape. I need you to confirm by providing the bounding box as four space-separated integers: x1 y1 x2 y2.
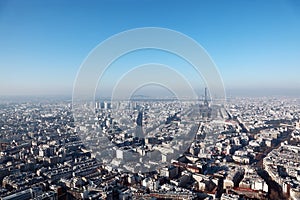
0 94 299 200
1 0 299 199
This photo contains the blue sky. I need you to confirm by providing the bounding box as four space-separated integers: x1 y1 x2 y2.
0 0 300 96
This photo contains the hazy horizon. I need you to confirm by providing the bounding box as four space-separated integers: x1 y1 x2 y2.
1 87 300 99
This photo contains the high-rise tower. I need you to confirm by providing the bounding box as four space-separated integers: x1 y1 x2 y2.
200 88 212 119
204 87 209 107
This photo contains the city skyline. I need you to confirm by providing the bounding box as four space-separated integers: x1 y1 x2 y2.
1 2 300 199
0 0 300 96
